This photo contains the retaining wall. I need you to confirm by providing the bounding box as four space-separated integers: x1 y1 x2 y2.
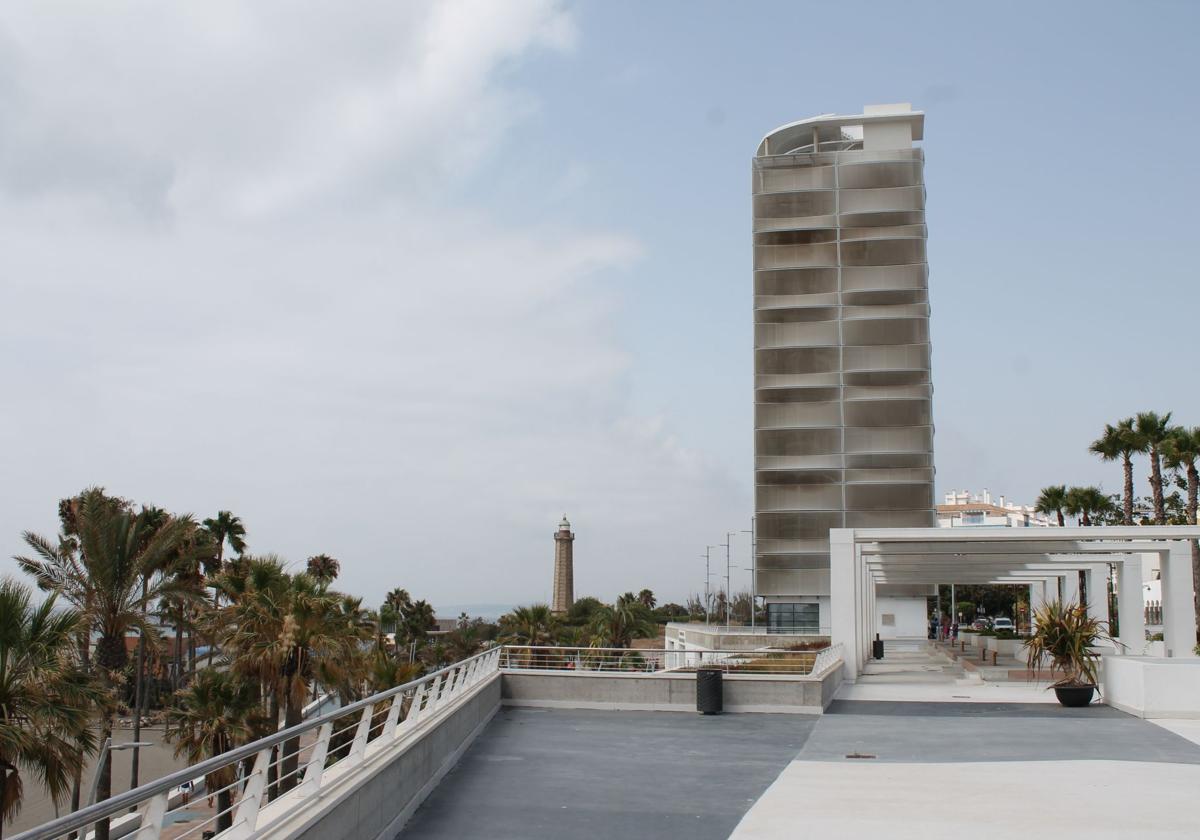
501 667 841 715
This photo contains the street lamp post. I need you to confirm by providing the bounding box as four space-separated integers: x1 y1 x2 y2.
702 546 718 625
742 517 756 628
721 532 735 626
88 739 153 807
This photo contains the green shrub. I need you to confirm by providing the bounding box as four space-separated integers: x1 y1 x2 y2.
978 629 997 637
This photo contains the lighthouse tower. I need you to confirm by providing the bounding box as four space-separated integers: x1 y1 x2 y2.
552 515 575 614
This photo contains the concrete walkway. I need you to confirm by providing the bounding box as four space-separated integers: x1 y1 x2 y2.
731 698 1200 839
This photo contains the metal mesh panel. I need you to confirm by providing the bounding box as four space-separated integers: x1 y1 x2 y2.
753 136 935 599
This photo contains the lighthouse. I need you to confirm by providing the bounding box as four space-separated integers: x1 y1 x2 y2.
552 515 575 614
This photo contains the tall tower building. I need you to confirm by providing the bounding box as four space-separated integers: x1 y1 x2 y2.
552 515 575 614
752 104 935 635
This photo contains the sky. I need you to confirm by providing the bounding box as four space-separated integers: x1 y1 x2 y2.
2 1 1198 610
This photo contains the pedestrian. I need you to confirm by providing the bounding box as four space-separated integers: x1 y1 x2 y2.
951 621 959 642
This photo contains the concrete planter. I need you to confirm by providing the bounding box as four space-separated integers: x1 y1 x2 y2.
960 632 980 648
983 637 1023 658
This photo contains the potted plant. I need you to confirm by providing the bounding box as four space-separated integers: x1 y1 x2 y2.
1024 600 1107 707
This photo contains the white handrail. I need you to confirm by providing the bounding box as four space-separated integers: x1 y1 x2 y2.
11 648 502 840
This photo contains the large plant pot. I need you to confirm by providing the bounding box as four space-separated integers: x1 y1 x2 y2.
1053 684 1096 707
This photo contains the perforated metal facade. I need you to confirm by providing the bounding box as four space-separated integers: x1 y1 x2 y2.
753 105 936 605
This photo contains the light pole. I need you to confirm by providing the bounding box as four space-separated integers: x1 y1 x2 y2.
702 546 718 625
88 739 152 806
721 532 735 626
742 517 756 628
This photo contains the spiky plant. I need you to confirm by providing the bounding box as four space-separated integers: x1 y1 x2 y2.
1024 600 1108 687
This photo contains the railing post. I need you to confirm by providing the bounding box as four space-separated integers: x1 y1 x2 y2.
346 705 373 767
382 693 404 739
227 748 270 840
297 722 333 796
132 791 168 840
408 683 429 726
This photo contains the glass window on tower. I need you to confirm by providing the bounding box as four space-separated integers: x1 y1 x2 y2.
766 602 819 634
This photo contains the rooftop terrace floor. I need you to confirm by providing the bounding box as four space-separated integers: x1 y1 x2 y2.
398 707 815 839
399 699 1200 839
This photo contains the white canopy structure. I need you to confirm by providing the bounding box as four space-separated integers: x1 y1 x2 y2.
830 526 1200 680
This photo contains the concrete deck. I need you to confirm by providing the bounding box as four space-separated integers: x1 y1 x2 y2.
732 698 1200 839
397 707 816 839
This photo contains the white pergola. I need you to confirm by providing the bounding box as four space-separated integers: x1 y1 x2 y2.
830 526 1200 680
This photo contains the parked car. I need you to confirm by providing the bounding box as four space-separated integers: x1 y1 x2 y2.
971 619 989 631
991 617 1015 633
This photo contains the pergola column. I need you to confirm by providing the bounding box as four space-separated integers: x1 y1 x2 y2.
1117 555 1146 655
1061 569 1080 606
1160 543 1198 658
830 529 860 680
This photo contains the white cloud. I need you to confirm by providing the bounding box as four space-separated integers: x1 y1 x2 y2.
0 1 746 608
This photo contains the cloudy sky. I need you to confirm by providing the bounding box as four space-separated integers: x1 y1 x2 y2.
2 1 1198 610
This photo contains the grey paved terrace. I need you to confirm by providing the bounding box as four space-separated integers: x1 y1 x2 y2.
397 707 816 839
398 700 1200 839
810 699 1200 764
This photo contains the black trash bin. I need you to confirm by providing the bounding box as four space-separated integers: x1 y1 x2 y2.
697 666 723 714
872 633 885 660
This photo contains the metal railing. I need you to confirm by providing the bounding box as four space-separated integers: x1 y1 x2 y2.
672 624 832 636
498 645 827 675
11 648 502 840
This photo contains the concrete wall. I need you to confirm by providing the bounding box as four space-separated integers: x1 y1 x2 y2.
501 670 838 715
874 595 927 639
1102 656 1200 719
262 674 502 840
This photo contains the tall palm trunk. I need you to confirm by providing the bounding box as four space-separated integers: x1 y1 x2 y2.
1150 445 1166 524
266 692 280 801
1188 463 1200 643
130 578 148 791
1056 510 1064 527
213 739 234 833
280 678 303 793
173 622 183 690
207 544 224 668
1122 452 1135 525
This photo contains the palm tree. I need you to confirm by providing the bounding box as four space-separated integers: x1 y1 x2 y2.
1136 411 1174 524
201 512 246 666
0 580 101 838
164 671 264 833
637 589 657 610
382 589 412 635
305 554 340 585
201 512 247 572
499 605 557 647
1035 485 1068 527
1090 418 1139 524
19 490 198 840
217 566 370 794
589 596 653 648
400 600 437 651
1065 486 1112 526
1163 426 1200 639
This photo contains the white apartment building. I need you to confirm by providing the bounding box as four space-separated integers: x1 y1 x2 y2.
937 488 1054 528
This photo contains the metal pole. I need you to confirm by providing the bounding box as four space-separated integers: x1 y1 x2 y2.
724 532 734 626
951 583 956 623
742 518 756 628
702 547 716 625
88 738 112 807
